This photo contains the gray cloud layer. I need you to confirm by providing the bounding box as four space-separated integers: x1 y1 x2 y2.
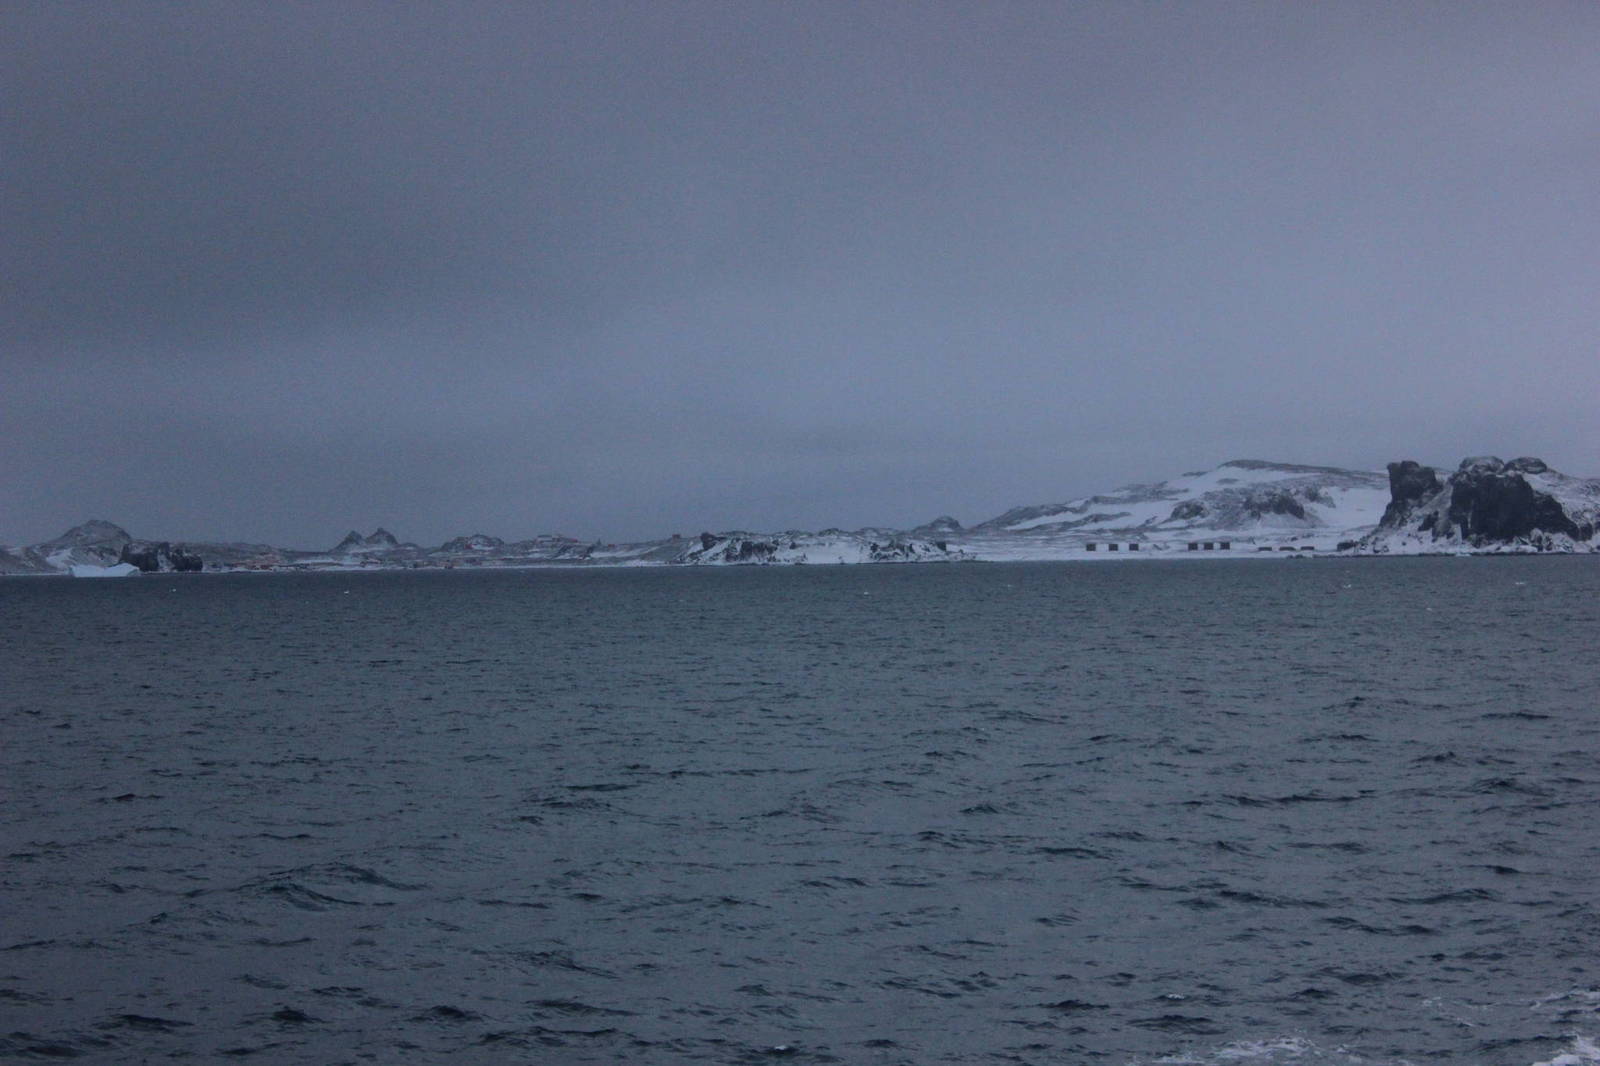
5 2 1597 547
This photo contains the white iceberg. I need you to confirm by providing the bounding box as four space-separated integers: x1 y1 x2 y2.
69 563 141 578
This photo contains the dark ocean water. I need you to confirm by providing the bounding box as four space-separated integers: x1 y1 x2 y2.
3 558 1599 1066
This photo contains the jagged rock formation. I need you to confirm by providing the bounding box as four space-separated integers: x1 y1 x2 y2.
1360 456 1598 553
438 533 505 553
120 540 205 572
1380 461 1443 527
333 528 404 554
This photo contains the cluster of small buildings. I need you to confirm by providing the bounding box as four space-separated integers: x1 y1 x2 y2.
1083 540 1233 551
1084 540 1318 553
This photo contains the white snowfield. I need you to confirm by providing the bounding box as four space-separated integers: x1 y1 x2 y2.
954 460 1395 559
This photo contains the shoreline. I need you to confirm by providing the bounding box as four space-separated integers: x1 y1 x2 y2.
5 549 1595 579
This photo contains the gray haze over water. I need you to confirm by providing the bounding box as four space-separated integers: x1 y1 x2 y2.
5 3 1599 546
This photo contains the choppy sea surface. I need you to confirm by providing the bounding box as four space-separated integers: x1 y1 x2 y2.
3 559 1599 1065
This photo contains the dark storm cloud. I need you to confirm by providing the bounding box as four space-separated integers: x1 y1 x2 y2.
4 2 1598 546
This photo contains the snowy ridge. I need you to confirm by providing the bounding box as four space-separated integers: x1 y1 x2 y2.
4 456 1594 574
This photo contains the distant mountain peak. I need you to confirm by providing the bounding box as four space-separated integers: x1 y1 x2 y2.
50 519 132 545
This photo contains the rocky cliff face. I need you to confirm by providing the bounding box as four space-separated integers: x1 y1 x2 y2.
1363 456 1597 552
119 540 205 572
1379 460 1443 527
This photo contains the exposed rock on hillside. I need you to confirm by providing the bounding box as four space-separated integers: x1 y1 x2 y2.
22 520 133 571
438 533 505 553
679 531 964 565
1361 456 1597 552
120 540 205 572
334 529 405 554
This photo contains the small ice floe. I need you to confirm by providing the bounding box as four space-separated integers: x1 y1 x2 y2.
69 563 140 578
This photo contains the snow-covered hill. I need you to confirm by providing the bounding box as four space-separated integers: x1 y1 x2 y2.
953 459 1390 558
11 519 133 572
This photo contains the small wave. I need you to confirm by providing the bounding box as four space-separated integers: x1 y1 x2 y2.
1387 888 1497 905
101 1013 193 1032
1470 777 1551 797
509 951 618 978
1128 1013 1223 1035
1223 792 1369 807
1321 916 1437 936
266 1006 319 1025
1033 845 1108 859
1039 998 1107 1012
1218 889 1330 909
533 998 635 1017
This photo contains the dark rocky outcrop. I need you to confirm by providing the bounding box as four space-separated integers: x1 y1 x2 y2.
1242 490 1306 521
1368 455 1593 549
1444 457 1583 542
438 533 505 553
333 528 403 554
120 541 204 572
1379 461 1442 527
731 539 777 562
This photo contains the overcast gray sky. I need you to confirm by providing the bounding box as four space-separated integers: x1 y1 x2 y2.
5 1 1597 548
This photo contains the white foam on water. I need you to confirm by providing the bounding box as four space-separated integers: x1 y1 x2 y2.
1529 1036 1600 1066
1133 1032 1600 1066
1136 1035 1394 1066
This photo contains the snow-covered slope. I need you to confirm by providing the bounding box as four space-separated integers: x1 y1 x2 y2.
673 530 964 566
960 460 1389 557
